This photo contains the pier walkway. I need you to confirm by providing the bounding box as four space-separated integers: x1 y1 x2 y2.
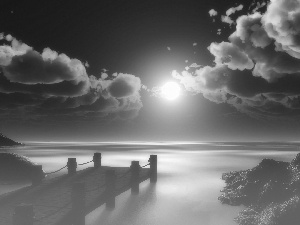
0 154 157 225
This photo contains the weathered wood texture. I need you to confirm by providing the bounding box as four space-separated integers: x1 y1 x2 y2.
0 166 150 225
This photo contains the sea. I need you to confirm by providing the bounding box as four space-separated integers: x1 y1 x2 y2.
0 141 299 225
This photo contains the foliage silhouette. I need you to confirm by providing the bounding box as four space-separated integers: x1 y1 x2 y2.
220 154 300 225
0 153 44 181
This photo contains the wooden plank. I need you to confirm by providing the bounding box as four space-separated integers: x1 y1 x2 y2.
0 166 150 225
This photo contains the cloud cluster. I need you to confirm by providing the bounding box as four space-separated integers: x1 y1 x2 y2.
221 4 244 26
250 1 267 13
0 35 142 121
209 9 218 17
263 0 300 59
173 0 300 120
208 9 218 22
107 74 141 98
208 42 254 70
226 4 244 16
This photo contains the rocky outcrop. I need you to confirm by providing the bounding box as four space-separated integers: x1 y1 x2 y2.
0 153 44 181
0 133 22 146
219 154 300 225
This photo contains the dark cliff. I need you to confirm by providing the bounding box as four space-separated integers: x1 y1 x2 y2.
0 133 22 146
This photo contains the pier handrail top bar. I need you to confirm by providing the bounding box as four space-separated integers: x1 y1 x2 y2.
44 153 154 175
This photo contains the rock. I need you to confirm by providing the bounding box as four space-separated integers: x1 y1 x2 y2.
0 153 45 181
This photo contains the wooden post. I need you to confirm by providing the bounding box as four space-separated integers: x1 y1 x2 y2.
130 161 140 194
13 203 34 225
105 170 116 209
93 153 101 168
149 155 157 183
72 182 85 225
68 158 77 175
31 165 44 186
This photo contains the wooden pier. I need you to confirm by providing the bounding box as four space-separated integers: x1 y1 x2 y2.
0 154 157 225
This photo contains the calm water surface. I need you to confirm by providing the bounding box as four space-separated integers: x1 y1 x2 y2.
0 142 299 225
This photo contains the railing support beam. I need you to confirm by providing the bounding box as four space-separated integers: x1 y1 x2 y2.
131 161 140 194
72 182 85 225
149 155 157 183
68 158 77 175
93 153 101 168
105 170 116 209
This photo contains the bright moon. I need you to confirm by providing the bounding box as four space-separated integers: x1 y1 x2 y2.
161 82 181 100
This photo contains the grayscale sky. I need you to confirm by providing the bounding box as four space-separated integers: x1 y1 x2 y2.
1 0 300 142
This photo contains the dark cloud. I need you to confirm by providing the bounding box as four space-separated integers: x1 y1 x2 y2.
0 72 90 97
0 92 43 109
4 50 87 85
173 0 300 120
107 73 141 98
0 35 143 121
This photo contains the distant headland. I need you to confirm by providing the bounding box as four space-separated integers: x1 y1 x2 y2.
0 133 22 147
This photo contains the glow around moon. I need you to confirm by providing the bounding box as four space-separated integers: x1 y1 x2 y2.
161 81 181 100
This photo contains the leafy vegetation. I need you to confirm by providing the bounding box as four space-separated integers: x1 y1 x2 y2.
220 154 300 225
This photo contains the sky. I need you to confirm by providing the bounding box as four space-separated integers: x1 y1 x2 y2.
1 0 300 142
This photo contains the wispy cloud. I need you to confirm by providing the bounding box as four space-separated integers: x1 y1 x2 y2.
221 4 244 26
